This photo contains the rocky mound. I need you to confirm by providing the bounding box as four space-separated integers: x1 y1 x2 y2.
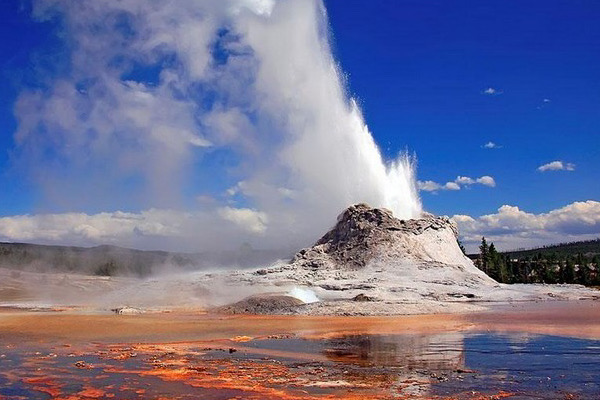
216 295 305 315
217 203 501 315
290 203 489 276
212 204 598 316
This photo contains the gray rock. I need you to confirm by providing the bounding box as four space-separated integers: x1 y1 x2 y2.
352 293 375 302
215 295 305 315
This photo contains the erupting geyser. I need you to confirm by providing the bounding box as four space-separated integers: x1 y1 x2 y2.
11 0 421 251
243 0 423 222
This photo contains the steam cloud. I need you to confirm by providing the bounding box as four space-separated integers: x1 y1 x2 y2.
10 0 421 252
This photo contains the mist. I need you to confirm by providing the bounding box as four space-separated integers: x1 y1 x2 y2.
8 0 422 253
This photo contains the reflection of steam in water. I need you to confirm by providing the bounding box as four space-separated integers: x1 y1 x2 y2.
319 333 600 398
319 333 466 398
323 333 465 371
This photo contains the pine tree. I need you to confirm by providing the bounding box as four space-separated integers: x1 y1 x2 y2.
563 257 576 284
488 243 500 281
457 239 467 255
544 253 559 284
523 257 532 283
479 237 489 275
593 255 600 285
559 256 566 283
576 253 591 285
505 255 516 284
499 257 509 283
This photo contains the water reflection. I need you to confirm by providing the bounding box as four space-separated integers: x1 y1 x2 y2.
323 333 466 371
246 331 600 398
318 332 600 398
2 331 600 399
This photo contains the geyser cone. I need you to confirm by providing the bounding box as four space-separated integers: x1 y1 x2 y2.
290 203 496 282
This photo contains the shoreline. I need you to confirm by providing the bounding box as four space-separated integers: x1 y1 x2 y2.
1 298 599 345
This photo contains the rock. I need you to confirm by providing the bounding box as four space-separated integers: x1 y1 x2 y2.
74 360 93 369
447 293 476 299
216 295 305 315
111 306 145 315
352 293 375 302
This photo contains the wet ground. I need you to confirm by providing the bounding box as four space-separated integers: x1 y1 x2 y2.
0 301 599 399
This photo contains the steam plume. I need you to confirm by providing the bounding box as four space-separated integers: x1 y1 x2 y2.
10 0 421 251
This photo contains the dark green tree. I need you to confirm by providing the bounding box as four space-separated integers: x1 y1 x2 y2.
457 239 467 255
488 243 500 281
505 255 517 284
479 237 490 275
543 253 559 284
563 257 576 284
592 255 600 285
523 257 532 283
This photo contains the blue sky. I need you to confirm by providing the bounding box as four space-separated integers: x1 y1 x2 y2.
0 0 598 252
326 0 600 217
0 1 39 214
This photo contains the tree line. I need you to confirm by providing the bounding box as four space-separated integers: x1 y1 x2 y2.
474 237 600 285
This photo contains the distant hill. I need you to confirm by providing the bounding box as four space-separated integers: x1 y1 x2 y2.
0 242 289 277
502 239 600 259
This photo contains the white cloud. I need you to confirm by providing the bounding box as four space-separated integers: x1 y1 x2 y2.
418 181 442 192
0 210 186 246
482 141 501 149
455 176 475 185
418 175 496 193
452 201 600 252
537 161 576 172
444 182 461 191
482 87 502 96
476 176 496 187
0 208 273 251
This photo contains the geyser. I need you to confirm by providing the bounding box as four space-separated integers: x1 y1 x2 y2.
10 0 422 251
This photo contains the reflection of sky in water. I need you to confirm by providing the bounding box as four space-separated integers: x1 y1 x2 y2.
434 333 600 399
